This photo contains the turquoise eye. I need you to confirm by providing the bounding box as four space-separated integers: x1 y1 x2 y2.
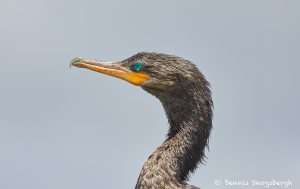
134 63 143 71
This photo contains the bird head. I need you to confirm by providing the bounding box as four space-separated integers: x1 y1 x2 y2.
71 52 207 98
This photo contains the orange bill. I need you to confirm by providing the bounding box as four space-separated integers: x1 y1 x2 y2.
70 57 150 86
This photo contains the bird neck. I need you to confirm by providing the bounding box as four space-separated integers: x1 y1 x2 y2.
136 87 213 189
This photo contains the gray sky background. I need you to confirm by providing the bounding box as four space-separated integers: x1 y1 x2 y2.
0 0 299 189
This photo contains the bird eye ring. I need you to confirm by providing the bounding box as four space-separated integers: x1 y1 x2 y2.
133 62 143 72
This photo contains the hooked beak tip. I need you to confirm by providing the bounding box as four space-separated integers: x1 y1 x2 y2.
70 57 85 68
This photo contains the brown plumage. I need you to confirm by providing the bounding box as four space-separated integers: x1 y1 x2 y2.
71 52 213 189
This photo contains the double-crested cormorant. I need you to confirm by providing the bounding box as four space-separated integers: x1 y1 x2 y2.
71 52 213 189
